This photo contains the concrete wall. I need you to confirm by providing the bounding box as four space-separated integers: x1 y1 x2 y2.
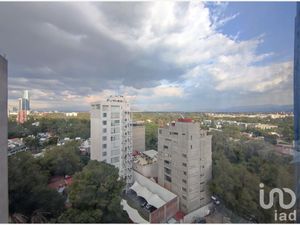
150 197 179 223
0 55 8 222
132 125 145 152
133 161 158 178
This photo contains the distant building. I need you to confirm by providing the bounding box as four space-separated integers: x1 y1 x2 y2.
90 95 133 188
17 90 30 124
133 150 158 179
157 118 212 214
65 112 78 117
8 138 27 156
132 121 146 152
0 54 8 222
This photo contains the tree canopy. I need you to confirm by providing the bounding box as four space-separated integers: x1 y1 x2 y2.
58 160 129 223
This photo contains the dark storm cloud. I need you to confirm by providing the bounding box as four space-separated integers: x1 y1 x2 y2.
0 2 183 100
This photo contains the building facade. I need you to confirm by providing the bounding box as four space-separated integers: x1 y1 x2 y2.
0 54 8 222
90 95 133 187
157 118 212 214
132 121 146 152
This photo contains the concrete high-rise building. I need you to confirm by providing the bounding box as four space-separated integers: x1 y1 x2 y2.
293 2 300 222
157 118 212 214
132 121 146 152
0 54 8 223
91 95 133 188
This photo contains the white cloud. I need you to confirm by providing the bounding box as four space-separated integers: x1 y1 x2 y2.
5 2 293 111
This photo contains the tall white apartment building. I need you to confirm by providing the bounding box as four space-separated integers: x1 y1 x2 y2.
91 95 133 187
158 118 212 214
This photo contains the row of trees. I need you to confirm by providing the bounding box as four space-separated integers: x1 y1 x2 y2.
8 116 90 140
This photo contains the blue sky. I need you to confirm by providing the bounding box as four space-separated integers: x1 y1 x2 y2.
222 2 295 63
0 2 296 111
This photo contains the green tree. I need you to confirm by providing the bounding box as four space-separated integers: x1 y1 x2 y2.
39 141 82 176
58 160 129 223
8 152 65 221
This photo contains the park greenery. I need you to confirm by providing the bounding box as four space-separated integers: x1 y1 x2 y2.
209 130 294 223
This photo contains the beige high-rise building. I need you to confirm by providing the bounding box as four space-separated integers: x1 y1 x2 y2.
90 95 133 188
157 118 212 214
132 121 145 152
0 54 8 222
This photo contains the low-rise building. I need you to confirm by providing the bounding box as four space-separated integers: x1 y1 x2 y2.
8 138 27 156
133 150 158 179
122 171 180 223
65 112 78 117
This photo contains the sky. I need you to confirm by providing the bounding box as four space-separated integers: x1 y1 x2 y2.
0 1 296 112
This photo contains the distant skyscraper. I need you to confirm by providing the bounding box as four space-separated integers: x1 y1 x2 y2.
90 95 133 188
0 54 8 223
293 2 300 222
157 119 212 214
17 90 30 124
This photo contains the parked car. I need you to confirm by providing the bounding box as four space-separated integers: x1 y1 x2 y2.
141 201 147 207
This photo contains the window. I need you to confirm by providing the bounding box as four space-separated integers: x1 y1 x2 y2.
182 187 187 192
111 120 120 126
102 136 107 141
190 135 192 140
96 104 100 109
164 160 171 165
111 135 120 141
102 151 107 156
111 112 120 119
103 121 107 125
165 175 172 182
163 145 168 149
182 163 187 167
182 179 187 184
200 189 204 192
111 105 120 112
102 144 107 149
190 145 192 149
164 167 171 175
103 128 107 133
111 149 119 156
182 133 186 135
102 105 109 111
159 129 162 134
183 171 187 176
111 157 119 163
182 195 187 200
182 153 187 158
103 113 107 118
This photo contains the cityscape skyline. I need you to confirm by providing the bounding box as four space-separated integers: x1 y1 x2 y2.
1 2 296 112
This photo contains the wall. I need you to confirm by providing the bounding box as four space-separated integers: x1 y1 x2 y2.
132 125 145 152
0 55 8 222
